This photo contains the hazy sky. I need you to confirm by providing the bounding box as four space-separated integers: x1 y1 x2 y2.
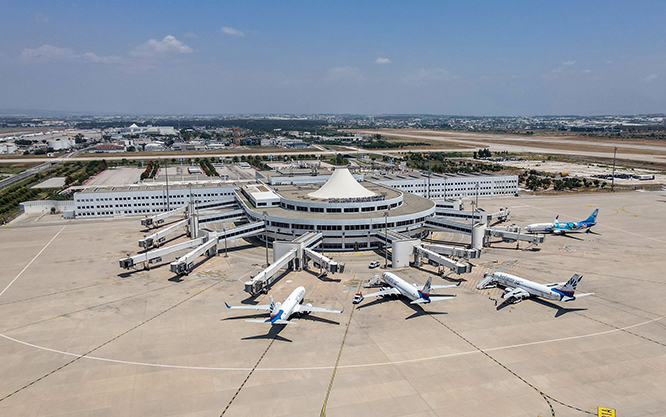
1 1 665 116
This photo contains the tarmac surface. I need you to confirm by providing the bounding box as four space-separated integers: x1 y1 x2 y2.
1 191 665 416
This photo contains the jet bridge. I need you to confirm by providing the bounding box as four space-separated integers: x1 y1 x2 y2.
141 205 187 228
197 209 245 225
119 237 205 270
120 221 266 272
139 219 188 249
244 232 344 295
170 231 219 275
140 199 237 228
421 243 480 259
413 245 473 274
434 207 510 225
170 221 267 275
425 217 475 235
302 248 344 273
374 229 422 268
244 248 298 295
425 217 544 248
487 225 545 246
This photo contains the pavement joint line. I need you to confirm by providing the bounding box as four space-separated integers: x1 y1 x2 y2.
0 315 659 373
520 202 666 244
425 312 578 416
0 225 66 299
578 313 666 348
0 281 183 334
219 338 276 417
320 285 359 417
0 279 222 403
0 282 104 307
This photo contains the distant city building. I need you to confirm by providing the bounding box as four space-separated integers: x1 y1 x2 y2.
88 144 125 153
0 143 17 154
47 138 75 150
122 124 178 136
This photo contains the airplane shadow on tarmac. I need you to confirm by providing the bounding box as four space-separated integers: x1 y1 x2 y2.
222 314 293 342
355 295 448 320
223 312 340 343
495 297 587 318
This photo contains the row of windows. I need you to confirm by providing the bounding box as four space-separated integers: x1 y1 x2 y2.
278 202 401 213
265 218 426 232
78 192 234 203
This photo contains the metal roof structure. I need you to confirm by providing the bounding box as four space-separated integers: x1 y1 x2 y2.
308 168 376 199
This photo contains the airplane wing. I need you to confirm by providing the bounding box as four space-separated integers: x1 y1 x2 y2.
245 319 296 324
502 287 530 300
565 292 594 301
225 302 271 311
430 282 461 290
362 287 401 299
294 304 343 314
410 295 456 304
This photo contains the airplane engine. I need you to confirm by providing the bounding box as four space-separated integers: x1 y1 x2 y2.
303 303 313 315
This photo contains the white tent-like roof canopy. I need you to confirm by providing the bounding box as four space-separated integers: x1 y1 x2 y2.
308 168 376 199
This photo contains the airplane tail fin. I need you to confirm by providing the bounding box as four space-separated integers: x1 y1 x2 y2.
269 296 277 316
583 208 598 224
554 215 559 223
557 274 583 296
422 276 433 295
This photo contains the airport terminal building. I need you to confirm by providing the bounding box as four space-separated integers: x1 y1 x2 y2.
66 168 517 251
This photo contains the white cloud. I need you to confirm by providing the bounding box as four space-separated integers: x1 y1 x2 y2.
563 61 576 66
375 57 391 64
221 27 245 37
644 74 658 83
84 52 121 64
20 44 122 65
183 32 197 39
20 45 77 63
130 35 193 58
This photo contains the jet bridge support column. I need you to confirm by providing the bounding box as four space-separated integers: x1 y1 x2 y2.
188 201 199 239
414 245 473 275
471 223 487 250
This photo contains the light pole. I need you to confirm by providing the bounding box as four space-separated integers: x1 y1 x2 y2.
611 146 617 192
427 154 431 200
384 211 389 269
263 211 269 266
475 183 479 211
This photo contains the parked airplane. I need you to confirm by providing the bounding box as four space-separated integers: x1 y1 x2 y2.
476 271 594 304
353 272 459 305
225 286 342 325
525 208 598 234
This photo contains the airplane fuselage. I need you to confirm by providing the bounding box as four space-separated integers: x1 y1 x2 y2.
271 286 306 323
382 272 424 302
479 272 570 301
526 221 593 234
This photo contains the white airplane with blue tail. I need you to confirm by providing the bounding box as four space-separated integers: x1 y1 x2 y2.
477 271 594 304
525 208 598 235
353 272 459 305
225 286 343 325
